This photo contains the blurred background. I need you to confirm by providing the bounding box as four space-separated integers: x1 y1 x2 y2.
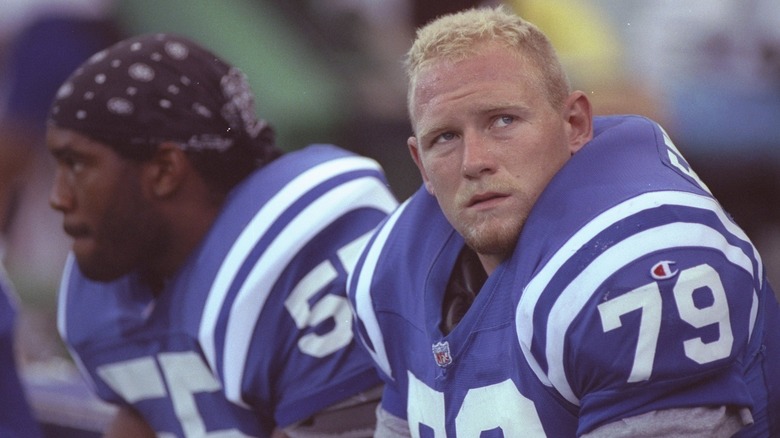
1 0 777 435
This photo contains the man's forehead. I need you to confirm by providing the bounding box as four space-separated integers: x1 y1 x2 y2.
47 125 106 152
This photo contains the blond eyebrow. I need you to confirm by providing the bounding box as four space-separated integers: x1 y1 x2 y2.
473 102 532 116
416 102 531 138
415 123 450 143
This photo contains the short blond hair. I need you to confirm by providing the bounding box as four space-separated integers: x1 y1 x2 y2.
405 5 570 114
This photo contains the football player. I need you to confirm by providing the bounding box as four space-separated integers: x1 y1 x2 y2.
49 33 397 437
349 6 780 437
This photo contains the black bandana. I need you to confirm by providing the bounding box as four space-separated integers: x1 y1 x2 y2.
48 33 275 162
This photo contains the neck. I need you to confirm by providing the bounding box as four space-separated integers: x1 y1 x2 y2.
477 253 507 276
145 196 223 292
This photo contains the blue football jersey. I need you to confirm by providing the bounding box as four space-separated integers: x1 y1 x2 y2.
349 116 780 437
58 145 398 437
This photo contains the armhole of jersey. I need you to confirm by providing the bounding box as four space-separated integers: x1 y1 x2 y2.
351 198 412 382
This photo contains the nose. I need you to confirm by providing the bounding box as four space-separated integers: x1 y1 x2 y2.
461 132 496 178
49 169 74 212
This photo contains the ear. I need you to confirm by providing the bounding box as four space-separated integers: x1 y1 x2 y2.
143 142 190 198
562 91 594 154
407 135 434 195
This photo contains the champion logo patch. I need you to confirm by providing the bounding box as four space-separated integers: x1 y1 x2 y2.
651 261 678 280
432 341 452 367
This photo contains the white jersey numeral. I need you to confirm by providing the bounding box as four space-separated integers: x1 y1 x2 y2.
598 263 733 382
284 232 373 357
673 264 733 363
97 351 251 437
598 282 662 382
407 373 545 437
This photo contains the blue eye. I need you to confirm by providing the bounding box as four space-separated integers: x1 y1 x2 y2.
433 132 457 144
495 115 516 128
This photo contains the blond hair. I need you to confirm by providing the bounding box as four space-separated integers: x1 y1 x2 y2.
405 5 570 113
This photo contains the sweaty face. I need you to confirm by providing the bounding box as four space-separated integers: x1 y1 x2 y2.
408 43 585 273
47 126 167 282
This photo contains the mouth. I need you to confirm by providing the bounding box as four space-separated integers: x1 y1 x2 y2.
467 191 509 208
62 223 90 239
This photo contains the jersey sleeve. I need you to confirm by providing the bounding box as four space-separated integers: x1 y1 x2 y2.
199 147 398 427
517 192 764 435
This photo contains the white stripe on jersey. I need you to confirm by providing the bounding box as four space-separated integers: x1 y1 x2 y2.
351 198 413 381
516 190 760 404
200 156 380 375
548 222 753 405
198 155 395 407
224 178 395 406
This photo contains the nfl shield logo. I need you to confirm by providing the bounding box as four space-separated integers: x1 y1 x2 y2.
432 341 452 367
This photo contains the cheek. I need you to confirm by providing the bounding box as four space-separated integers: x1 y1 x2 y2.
97 191 156 260
89 174 143 228
421 161 452 197
423 151 458 181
